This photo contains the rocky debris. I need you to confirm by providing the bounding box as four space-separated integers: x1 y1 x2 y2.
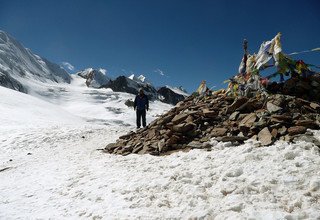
267 75 320 104
104 84 320 155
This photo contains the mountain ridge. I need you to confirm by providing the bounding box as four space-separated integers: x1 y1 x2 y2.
0 30 71 94
0 30 188 105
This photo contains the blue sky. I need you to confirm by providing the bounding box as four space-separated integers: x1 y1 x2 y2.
1 0 319 92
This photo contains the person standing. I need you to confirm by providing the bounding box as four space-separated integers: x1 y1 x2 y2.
134 88 149 128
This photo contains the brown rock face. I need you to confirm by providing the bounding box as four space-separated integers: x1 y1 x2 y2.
104 76 320 155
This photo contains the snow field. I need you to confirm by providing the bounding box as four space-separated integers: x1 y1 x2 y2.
1 74 320 219
1 124 320 219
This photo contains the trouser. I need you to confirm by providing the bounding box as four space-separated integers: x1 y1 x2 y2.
136 109 146 128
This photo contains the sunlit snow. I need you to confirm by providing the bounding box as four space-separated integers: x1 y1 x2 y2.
1 75 320 219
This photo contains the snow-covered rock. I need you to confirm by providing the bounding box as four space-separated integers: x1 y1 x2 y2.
77 68 111 88
165 85 189 97
157 86 189 105
106 75 158 100
105 75 189 104
128 74 151 85
0 30 71 93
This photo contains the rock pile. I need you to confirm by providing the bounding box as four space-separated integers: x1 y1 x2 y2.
267 74 320 103
104 79 320 156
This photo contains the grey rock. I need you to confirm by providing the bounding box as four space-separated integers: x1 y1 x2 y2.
267 102 282 113
258 127 273 146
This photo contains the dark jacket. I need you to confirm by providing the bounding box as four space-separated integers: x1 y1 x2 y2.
134 94 149 110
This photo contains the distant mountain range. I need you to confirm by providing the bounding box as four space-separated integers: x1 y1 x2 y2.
0 30 188 105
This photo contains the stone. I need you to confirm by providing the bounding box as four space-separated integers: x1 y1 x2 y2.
278 126 287 136
124 99 134 107
149 142 159 150
187 129 201 137
104 143 118 152
172 122 196 133
288 126 307 136
309 179 320 192
297 80 312 91
119 131 135 139
202 109 218 118
200 136 210 143
186 115 194 123
166 135 180 146
171 113 189 124
293 134 320 147
147 129 157 139
157 114 174 125
239 113 257 128
236 99 260 113
310 102 320 110
270 115 292 123
229 111 240 121
271 128 278 138
187 141 203 149
158 139 167 152
132 144 143 154
137 146 150 155
216 136 248 143
160 129 167 135
267 102 282 113
295 120 318 129
258 127 273 146
186 110 198 116
226 97 249 114
211 128 228 137
252 119 268 129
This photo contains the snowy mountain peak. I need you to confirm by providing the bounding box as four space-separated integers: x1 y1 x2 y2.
76 68 111 88
0 30 9 42
0 30 71 93
165 85 189 96
128 74 150 85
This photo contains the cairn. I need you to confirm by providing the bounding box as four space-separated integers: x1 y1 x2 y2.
104 74 320 156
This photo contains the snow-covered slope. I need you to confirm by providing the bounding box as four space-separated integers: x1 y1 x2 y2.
2 30 319 219
0 30 70 93
0 85 83 129
1 80 320 219
0 73 172 129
